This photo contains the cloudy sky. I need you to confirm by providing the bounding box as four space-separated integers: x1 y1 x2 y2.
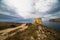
0 0 60 22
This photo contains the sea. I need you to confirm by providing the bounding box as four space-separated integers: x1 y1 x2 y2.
42 21 60 31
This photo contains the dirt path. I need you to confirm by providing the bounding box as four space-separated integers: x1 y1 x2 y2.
0 24 28 40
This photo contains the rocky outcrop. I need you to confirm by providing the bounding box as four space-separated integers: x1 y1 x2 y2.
5 24 60 40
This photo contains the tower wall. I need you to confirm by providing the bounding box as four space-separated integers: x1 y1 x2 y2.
33 18 42 24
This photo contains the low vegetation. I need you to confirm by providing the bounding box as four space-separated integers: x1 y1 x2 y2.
0 22 22 30
0 23 60 40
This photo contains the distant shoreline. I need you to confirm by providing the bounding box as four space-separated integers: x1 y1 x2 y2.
49 18 60 22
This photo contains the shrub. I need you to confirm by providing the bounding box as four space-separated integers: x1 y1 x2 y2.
10 25 16 28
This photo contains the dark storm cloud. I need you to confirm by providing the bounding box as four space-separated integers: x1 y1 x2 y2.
0 0 2 1
43 0 60 19
0 3 17 15
0 0 60 22
0 14 16 19
58 0 60 2
47 0 60 14
48 5 60 14
0 2 32 22
0 2 25 22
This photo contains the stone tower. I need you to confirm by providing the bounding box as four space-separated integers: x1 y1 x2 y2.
33 18 42 24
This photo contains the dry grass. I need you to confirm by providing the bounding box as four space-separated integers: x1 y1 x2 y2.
0 23 60 40
0 22 23 30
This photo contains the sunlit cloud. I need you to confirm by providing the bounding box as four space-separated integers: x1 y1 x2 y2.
0 0 60 22
2 0 58 19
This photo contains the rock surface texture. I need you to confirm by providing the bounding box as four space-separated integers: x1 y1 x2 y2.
0 23 60 40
